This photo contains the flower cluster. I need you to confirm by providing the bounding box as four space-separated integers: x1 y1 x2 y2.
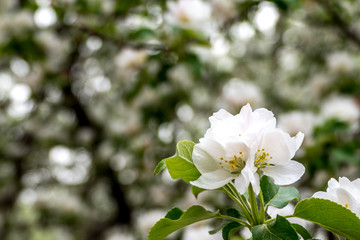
313 177 360 217
191 104 305 194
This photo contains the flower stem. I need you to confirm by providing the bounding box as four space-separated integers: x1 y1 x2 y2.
227 183 254 223
221 185 253 225
248 184 261 225
259 188 265 223
218 215 251 228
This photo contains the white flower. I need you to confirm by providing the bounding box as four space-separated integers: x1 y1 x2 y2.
191 104 305 195
204 104 275 146
267 203 310 229
182 225 222 240
165 0 212 31
278 111 317 143
251 129 305 186
222 78 264 108
320 95 360 129
327 51 355 74
211 0 237 25
191 105 275 194
312 177 360 217
190 136 253 191
114 48 147 73
136 209 167 237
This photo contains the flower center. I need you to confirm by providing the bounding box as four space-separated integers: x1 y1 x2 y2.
254 148 273 169
178 11 190 23
218 152 245 174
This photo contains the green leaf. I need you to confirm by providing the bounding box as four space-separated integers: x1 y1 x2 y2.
252 215 299 240
209 208 242 235
154 159 166 176
222 222 243 240
225 208 243 219
148 205 221 240
192 186 205 198
293 198 360 240
261 176 299 208
165 207 183 220
165 140 200 183
260 175 280 205
269 187 299 208
291 223 312 240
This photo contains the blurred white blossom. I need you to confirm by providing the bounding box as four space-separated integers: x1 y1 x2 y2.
313 177 360 217
320 95 360 129
327 52 355 74
165 0 212 32
183 225 222 240
115 48 147 75
136 210 167 238
267 203 311 229
278 111 317 143
222 78 264 108
211 0 237 25
254 2 279 34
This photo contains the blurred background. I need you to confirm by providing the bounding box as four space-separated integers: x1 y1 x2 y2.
1 0 360 239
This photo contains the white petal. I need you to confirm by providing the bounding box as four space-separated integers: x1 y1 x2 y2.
239 103 252 119
237 164 260 194
234 174 249 194
260 129 292 165
352 178 360 192
225 140 250 161
294 132 304 149
267 204 294 218
263 160 305 185
193 138 225 173
288 132 304 159
327 178 340 191
190 170 233 189
252 108 275 126
335 188 357 213
312 191 333 200
209 109 233 125
251 173 261 195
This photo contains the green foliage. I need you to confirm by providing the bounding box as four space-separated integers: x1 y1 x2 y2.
1 36 45 61
270 187 299 208
163 140 201 183
148 205 221 240
303 118 360 177
293 198 360 240
191 186 205 198
164 207 184 220
261 176 299 208
252 215 299 240
260 175 280 205
269 0 302 11
222 222 243 240
291 223 312 240
209 208 242 235
154 159 166 176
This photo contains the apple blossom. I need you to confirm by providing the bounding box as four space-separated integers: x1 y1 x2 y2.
312 177 360 217
267 203 310 229
251 129 305 185
165 0 212 31
191 104 305 194
222 78 264 108
320 95 360 129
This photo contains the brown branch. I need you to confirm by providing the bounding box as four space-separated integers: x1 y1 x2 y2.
59 24 168 52
317 0 360 49
60 38 132 240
